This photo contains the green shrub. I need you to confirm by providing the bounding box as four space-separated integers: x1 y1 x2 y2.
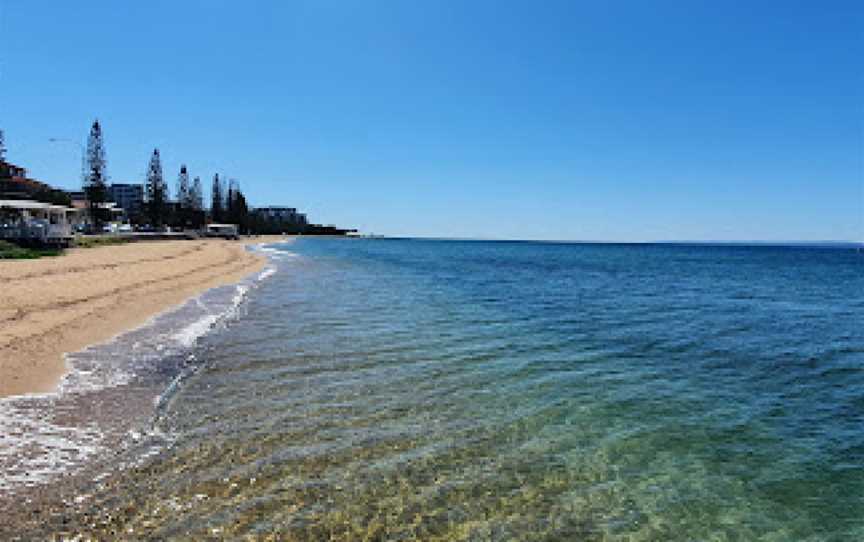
0 240 62 259
73 235 130 249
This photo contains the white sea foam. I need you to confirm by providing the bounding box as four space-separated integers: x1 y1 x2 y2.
250 241 298 261
172 312 223 348
171 266 273 348
0 400 105 493
0 247 285 497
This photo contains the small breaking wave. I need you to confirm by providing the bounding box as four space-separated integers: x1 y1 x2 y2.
0 246 284 497
258 266 277 281
250 240 298 261
170 285 248 349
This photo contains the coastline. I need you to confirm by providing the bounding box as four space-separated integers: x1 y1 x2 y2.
0 237 283 399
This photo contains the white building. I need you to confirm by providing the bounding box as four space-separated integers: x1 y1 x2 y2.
204 223 239 239
0 199 79 245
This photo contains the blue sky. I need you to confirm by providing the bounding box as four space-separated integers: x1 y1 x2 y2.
1 0 861 241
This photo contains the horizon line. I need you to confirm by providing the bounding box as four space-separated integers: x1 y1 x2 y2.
354 236 864 248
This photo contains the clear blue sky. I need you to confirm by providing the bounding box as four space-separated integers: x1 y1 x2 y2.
1 0 861 241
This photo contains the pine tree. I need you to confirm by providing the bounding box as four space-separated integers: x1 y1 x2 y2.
176 165 190 228
226 178 239 224
223 179 250 234
145 149 167 228
0 129 6 161
176 165 190 206
210 173 224 222
84 120 109 230
191 177 203 209
234 189 249 234
190 176 205 228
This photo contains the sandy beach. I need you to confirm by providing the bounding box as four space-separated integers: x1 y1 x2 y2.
0 238 277 398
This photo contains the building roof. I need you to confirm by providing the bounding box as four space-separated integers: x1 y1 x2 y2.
0 199 77 212
0 160 27 175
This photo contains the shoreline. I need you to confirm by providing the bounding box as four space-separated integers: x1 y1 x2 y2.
0 236 285 399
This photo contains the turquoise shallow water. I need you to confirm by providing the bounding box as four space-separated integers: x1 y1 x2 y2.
3 239 863 540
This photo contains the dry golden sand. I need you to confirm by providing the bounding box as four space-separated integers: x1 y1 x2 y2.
0 237 280 398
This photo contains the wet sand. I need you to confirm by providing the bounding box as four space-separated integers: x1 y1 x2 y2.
0 238 278 398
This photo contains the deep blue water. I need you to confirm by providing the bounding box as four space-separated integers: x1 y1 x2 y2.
6 239 864 540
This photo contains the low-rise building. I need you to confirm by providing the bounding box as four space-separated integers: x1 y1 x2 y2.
0 160 70 205
255 206 308 226
106 183 144 218
0 199 79 246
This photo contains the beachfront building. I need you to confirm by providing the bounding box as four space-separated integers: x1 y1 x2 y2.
0 160 71 205
255 206 308 226
250 206 309 235
106 183 144 219
0 161 28 191
69 197 124 230
69 191 87 205
252 206 308 232
0 199 79 246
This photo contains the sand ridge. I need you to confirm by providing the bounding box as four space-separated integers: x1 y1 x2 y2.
0 238 280 398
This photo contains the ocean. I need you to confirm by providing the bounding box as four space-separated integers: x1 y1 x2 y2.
1 238 862 540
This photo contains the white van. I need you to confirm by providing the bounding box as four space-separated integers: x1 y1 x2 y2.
204 223 239 240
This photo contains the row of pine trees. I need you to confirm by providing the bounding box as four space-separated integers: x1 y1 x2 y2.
84 120 252 232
